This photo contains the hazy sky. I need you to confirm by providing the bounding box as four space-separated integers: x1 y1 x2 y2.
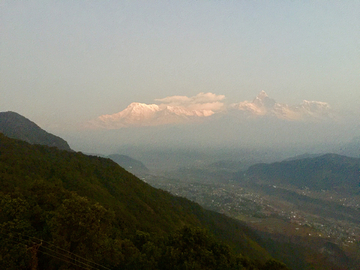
2 1 360 131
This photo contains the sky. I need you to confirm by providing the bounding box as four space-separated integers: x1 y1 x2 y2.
1 1 360 152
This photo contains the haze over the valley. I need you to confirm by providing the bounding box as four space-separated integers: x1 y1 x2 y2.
2 1 360 155
59 90 356 157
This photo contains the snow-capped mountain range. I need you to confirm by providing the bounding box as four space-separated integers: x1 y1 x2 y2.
88 91 334 129
232 91 333 121
92 102 218 129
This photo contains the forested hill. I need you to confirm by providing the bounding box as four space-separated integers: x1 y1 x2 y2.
108 154 150 177
0 134 290 269
0 111 72 151
242 153 360 192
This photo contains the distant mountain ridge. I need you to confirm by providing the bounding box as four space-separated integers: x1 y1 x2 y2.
88 91 333 129
107 154 150 177
232 91 333 121
90 102 218 129
240 153 360 192
283 153 323 161
0 111 71 151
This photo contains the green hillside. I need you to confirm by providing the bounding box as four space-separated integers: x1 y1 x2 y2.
0 134 289 270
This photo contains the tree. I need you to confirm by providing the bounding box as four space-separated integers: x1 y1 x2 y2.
159 226 242 270
0 195 33 269
50 192 115 267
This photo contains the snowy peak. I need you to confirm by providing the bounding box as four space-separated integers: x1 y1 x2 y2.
236 91 274 116
117 103 159 117
253 91 276 110
88 92 335 129
298 100 330 112
294 100 333 120
126 102 160 111
122 102 160 114
95 103 160 127
233 92 333 121
90 94 224 129
255 90 269 100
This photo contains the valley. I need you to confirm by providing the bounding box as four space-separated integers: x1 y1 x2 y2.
4 2 360 269
144 158 360 269
1 111 360 269
147 179 360 246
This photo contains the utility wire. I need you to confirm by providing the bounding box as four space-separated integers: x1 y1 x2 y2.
1 234 101 270
26 234 112 270
0 233 99 270
37 250 91 270
0 230 112 270
40 245 100 270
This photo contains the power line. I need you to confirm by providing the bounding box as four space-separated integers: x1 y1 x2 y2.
26 235 112 270
37 250 90 270
0 229 112 270
0 233 97 270
40 245 100 270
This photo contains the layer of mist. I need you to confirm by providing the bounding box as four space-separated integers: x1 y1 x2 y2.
57 115 360 172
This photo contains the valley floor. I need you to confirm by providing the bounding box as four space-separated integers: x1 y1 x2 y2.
145 174 360 269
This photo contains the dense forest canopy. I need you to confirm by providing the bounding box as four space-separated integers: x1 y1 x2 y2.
0 133 289 269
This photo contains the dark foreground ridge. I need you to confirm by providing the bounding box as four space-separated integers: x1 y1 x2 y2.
0 133 291 269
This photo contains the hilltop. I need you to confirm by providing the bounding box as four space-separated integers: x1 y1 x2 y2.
0 111 72 151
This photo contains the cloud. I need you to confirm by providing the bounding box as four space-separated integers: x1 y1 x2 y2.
155 92 225 114
156 92 225 104
155 95 191 105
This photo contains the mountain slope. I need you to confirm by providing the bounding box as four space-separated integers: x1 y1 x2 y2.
0 134 280 269
241 153 360 192
107 154 150 177
231 154 360 269
0 111 71 151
